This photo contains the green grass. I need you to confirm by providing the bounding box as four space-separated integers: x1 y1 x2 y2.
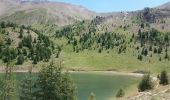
1 24 169 75
47 29 170 74
60 49 170 74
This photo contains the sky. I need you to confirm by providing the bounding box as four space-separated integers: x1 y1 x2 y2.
49 0 170 13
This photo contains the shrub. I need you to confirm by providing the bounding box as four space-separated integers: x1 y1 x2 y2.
116 88 125 97
138 55 143 61
159 70 169 85
16 54 24 65
138 74 153 92
164 52 169 60
98 48 102 53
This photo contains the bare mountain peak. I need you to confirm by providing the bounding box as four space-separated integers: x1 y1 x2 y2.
0 0 96 26
21 0 48 1
20 0 48 3
158 2 170 9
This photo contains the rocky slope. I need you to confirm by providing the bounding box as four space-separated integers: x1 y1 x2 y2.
0 0 96 26
126 85 170 100
1 0 170 28
157 2 170 10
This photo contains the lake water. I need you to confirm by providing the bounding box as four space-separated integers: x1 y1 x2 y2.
1 72 140 100
71 72 140 100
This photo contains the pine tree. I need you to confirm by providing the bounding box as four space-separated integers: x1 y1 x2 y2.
137 55 143 61
34 61 77 100
2 47 17 63
164 52 169 60
6 38 12 45
19 28 23 38
0 46 17 100
19 67 34 100
60 72 77 100
18 41 23 48
16 54 24 65
0 63 17 100
32 56 37 64
159 70 169 85
138 74 153 92
0 21 5 28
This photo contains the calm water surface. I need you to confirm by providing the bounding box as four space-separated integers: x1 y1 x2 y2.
5 72 140 100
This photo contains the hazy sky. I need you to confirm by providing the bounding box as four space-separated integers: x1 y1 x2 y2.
49 0 170 12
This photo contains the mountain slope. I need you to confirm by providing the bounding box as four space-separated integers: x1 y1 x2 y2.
157 2 170 9
0 0 96 26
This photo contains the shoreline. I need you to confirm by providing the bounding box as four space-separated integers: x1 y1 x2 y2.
68 70 144 77
0 67 144 77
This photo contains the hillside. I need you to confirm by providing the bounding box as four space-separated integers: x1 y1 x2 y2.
0 1 170 74
0 0 95 26
157 2 170 9
0 1 170 100
1 0 170 31
0 22 59 69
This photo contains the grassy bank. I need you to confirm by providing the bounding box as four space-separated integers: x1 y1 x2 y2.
59 50 170 74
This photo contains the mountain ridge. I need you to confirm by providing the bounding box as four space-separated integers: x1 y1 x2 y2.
157 1 170 9
1 0 170 26
0 0 96 26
